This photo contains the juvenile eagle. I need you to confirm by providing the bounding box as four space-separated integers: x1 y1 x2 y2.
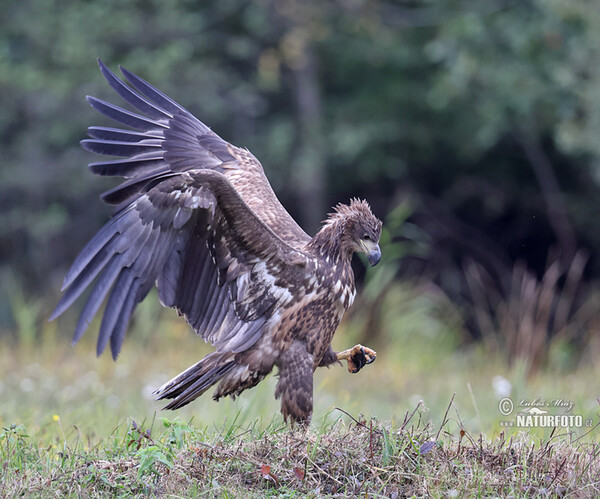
52 60 382 423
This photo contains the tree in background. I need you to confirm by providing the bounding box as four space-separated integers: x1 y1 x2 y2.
1 0 600 358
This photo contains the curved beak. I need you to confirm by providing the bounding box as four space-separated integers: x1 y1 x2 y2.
361 240 381 266
367 245 381 266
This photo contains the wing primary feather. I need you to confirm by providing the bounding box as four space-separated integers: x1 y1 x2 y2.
71 253 123 344
119 65 205 125
97 59 173 121
90 156 165 178
109 278 142 360
71 222 156 346
60 209 137 291
51 242 117 321
87 126 163 142
96 225 158 355
109 231 174 358
86 96 167 132
96 270 136 356
81 139 162 157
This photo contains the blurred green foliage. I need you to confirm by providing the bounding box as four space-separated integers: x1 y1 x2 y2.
2 0 600 344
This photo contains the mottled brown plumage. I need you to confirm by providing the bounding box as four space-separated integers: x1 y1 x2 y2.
52 60 382 423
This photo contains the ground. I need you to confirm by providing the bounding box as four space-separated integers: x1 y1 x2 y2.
2 287 600 496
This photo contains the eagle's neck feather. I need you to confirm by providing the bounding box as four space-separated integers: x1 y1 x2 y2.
305 217 354 265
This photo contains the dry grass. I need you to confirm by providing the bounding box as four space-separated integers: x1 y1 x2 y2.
464 250 597 375
2 400 600 497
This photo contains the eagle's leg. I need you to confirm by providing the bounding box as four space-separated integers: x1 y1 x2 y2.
336 344 376 373
317 346 341 367
275 340 314 425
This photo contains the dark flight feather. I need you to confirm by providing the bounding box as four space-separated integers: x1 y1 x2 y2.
81 138 163 157
118 64 197 120
87 126 162 142
98 60 172 121
86 96 166 132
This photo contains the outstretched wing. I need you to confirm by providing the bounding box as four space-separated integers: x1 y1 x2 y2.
51 170 313 359
82 59 310 246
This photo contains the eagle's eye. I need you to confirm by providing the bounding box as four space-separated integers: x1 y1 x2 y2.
362 234 371 241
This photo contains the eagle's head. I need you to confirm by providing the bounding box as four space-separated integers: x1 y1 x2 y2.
327 198 383 266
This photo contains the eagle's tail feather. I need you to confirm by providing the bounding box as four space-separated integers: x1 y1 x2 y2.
154 352 236 410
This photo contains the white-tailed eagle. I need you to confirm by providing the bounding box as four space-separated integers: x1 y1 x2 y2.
51 60 382 423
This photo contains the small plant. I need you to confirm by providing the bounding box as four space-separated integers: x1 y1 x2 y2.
125 420 153 452
161 417 194 449
135 444 173 479
0 423 30 459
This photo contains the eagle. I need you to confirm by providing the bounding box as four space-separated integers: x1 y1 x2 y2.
51 60 382 423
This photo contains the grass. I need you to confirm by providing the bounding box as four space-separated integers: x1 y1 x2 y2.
2 403 600 497
2 284 600 496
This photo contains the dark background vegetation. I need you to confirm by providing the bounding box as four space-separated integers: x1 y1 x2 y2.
2 0 599 372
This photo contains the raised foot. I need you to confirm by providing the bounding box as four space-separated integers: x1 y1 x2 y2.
337 344 376 373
